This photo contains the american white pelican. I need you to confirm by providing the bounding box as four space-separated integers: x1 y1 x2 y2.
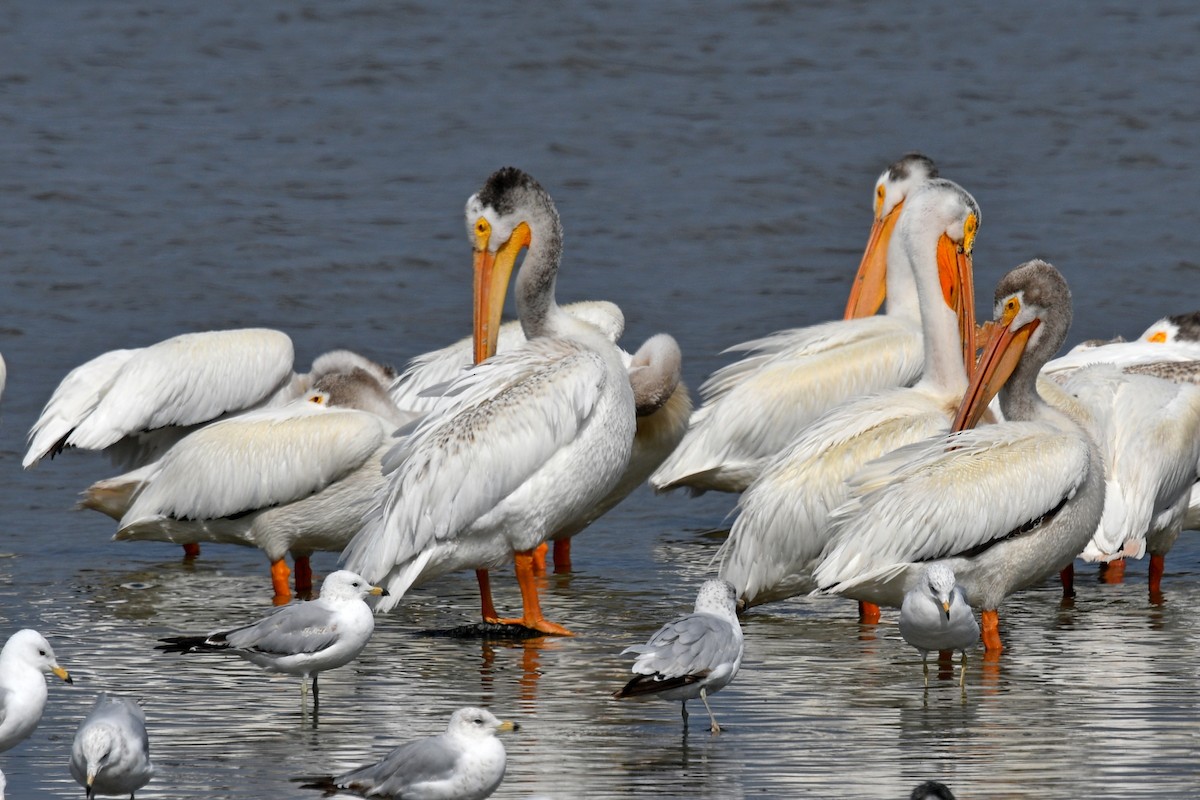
341 167 636 635
650 153 940 494
69 694 154 800
0 630 73 754
899 564 979 689
85 368 403 602
545 332 690 572
157 570 385 709
391 315 689 574
717 179 979 612
1050 363 1200 599
613 579 743 735
326 708 517 800
23 328 298 469
814 260 1105 655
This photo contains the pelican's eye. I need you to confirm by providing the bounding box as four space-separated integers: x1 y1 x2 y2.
874 183 886 216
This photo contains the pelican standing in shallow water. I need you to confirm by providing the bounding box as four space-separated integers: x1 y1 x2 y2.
651 153 940 494
341 167 636 635
717 179 978 615
814 260 1105 655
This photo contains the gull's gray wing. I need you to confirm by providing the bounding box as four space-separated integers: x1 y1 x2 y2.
337 734 461 794
621 612 740 683
216 601 341 656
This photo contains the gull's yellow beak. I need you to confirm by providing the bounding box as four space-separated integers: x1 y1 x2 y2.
369 585 388 597
497 719 520 733
53 665 73 684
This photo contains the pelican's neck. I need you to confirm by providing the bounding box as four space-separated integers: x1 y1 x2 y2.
893 215 966 395
515 202 567 341
881 239 920 324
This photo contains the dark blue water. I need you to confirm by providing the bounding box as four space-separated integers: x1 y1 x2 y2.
1 1 1198 797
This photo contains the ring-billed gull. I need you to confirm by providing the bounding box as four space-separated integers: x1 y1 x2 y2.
157 570 385 709
326 707 518 799
898 564 979 689
69 693 154 798
0 629 73 753
613 579 743 734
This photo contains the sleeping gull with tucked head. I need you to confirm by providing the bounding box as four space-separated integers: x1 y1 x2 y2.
156 570 385 710
613 579 744 734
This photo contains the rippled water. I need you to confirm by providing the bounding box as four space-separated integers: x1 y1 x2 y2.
1 1 1199 798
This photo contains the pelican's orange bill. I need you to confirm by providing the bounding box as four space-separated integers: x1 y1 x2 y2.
472 221 531 365
843 201 903 319
951 304 1039 432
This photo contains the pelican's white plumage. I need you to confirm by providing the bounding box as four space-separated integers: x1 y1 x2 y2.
0 629 72 754
342 167 635 634
90 370 402 601
650 154 939 494
24 329 296 468
69 693 154 799
718 179 979 607
814 260 1104 653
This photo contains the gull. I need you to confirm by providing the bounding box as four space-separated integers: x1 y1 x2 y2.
911 781 956 800
613 579 743 734
69 693 154 799
898 564 979 689
156 570 384 709
0 629 73 753
328 707 518 800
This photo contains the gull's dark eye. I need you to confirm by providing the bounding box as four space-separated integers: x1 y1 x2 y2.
38 649 46 656
352 582 360 587
474 717 484 725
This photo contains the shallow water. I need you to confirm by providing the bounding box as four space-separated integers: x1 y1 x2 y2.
1 1 1199 798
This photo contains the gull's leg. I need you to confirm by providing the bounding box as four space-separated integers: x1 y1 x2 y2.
959 650 969 692
700 687 721 735
681 700 689 727
922 652 930 688
312 675 320 711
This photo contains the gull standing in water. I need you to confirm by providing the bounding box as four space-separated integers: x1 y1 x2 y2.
156 570 385 709
69 693 154 799
613 579 743 734
814 261 1104 656
651 153 939 494
323 707 517 800
717 179 978 618
0 629 73 753
899 564 979 689
342 167 636 635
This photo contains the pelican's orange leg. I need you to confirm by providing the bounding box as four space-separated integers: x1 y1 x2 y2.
477 569 501 623
531 543 549 575
1098 558 1126 584
182 543 201 559
1149 554 1166 602
270 559 292 605
294 556 313 595
981 609 1003 658
858 601 881 624
552 539 572 573
498 550 574 636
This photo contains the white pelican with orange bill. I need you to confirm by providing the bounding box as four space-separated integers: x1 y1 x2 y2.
651 154 941 494
814 260 1104 655
718 179 979 617
342 167 636 635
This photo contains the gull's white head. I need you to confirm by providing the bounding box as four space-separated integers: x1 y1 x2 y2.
1 629 72 684
693 579 739 618
447 707 520 740
318 571 388 603
919 564 960 615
